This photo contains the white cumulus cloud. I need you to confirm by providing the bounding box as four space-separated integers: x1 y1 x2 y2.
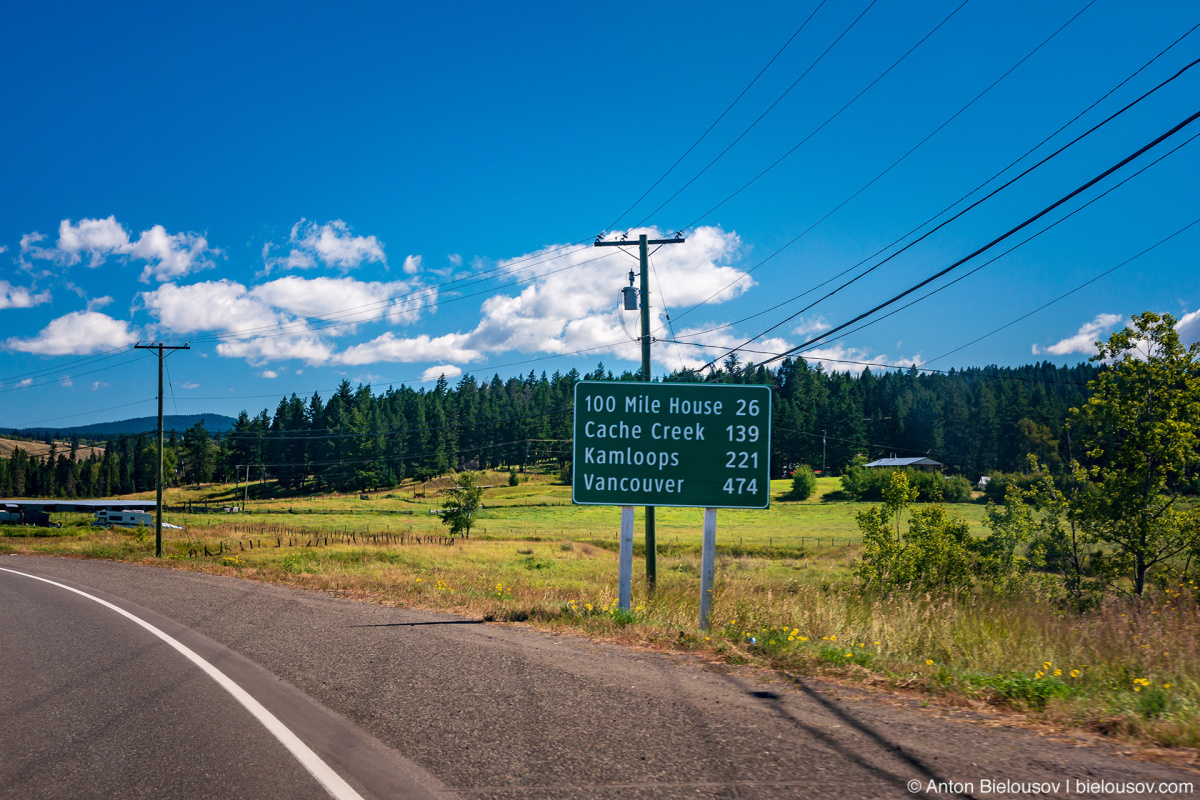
461 226 750 361
335 332 481 366
128 225 216 282
140 273 438 366
140 280 283 335
263 219 386 274
217 333 335 367
0 281 51 309
5 311 138 355
1176 310 1200 345
661 325 795 373
421 365 462 382
1033 313 1124 356
322 226 759 369
19 216 219 282
249 275 433 331
799 344 922 375
792 316 831 340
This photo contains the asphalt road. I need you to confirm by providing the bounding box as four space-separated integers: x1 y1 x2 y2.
2 554 1197 800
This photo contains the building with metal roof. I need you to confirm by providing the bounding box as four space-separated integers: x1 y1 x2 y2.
0 499 157 514
862 457 944 472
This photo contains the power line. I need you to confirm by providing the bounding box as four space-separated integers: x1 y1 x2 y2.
706 81 1200 373
759 129 1200 368
179 334 638 405
241 436 571 471
175 244 611 346
602 0 828 233
630 0 882 230
674 0 982 230
219 406 570 442
663 15 1190 336
0 345 134 385
774 426 975 464
0 351 151 395
660 339 1095 388
920 214 1200 367
6 398 158 429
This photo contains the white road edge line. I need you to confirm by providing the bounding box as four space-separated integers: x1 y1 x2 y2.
0 567 365 800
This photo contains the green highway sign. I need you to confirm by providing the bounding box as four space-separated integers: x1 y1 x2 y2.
572 381 772 509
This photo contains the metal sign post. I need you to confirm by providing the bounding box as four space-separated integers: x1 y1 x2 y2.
572 381 771 614
619 506 634 610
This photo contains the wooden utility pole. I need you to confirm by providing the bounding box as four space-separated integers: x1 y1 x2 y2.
594 232 685 591
133 341 190 557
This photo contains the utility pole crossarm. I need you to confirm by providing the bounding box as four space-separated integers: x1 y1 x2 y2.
594 237 685 247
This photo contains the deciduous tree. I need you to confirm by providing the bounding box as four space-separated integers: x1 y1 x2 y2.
1072 312 1200 594
441 471 483 539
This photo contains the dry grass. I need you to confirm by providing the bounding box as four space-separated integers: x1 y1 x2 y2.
4 476 1199 750
0 437 104 462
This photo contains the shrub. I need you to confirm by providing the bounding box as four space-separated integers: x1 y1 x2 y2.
843 466 971 503
508 468 520 487
789 465 817 500
855 471 977 592
982 471 1047 504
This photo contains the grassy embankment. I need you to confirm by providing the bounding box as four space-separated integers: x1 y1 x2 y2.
3 472 1198 749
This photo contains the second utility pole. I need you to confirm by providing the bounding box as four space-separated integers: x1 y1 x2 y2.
595 231 685 591
134 341 190 557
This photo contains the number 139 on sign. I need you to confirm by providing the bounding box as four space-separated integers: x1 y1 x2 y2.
726 424 759 442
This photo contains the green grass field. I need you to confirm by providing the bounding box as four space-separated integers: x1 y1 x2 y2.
127 474 990 552
4 471 1198 751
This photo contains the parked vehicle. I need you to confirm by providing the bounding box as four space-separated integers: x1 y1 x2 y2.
93 510 153 528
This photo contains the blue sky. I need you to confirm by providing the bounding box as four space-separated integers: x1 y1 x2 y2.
1 0 1197 428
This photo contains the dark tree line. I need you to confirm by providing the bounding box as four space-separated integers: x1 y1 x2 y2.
1 358 1106 499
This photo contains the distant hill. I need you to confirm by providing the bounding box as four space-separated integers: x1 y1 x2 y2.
11 414 239 441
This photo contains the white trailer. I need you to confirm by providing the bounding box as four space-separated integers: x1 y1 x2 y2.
93 509 153 528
